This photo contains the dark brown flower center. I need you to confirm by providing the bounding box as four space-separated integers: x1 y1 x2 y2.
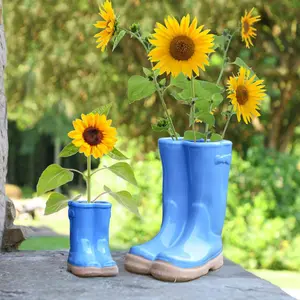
170 36 195 61
236 85 248 105
83 127 103 146
243 21 250 34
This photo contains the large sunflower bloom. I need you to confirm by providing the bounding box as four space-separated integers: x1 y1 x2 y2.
148 14 214 78
68 113 117 159
241 8 261 48
94 0 116 52
227 67 266 124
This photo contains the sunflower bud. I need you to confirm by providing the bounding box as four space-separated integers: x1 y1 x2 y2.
157 118 169 128
130 23 140 34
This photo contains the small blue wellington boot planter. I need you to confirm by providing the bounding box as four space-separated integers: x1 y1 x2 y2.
150 139 232 282
125 138 189 275
67 200 118 277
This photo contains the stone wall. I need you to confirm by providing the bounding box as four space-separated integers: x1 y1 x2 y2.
0 0 8 249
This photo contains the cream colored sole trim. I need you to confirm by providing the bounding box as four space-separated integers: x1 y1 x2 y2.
151 253 224 282
67 263 118 277
124 253 153 275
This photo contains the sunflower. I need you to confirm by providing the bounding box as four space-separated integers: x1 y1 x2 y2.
94 0 116 52
68 113 117 159
148 14 214 78
227 67 266 124
241 8 261 48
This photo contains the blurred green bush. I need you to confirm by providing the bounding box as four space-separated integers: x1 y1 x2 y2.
96 136 300 271
224 136 300 270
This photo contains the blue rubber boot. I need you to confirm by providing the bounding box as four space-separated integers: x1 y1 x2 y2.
125 138 189 274
67 201 118 277
151 140 232 282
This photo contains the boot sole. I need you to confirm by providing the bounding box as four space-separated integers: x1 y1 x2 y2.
151 253 223 282
67 263 119 277
124 253 153 275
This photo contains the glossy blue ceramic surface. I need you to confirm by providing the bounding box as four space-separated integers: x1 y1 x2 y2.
155 139 232 268
129 138 189 261
67 201 116 268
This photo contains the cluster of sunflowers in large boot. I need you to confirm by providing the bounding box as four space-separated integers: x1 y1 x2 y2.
37 1 265 282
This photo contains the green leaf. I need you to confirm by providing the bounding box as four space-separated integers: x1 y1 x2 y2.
170 73 189 90
159 78 166 86
211 93 224 108
213 35 225 50
107 147 129 160
92 103 112 116
179 88 192 100
112 30 126 51
104 186 140 216
195 100 210 112
127 75 156 103
37 164 74 196
195 112 215 127
194 80 223 102
210 133 223 142
45 192 68 215
59 143 78 158
232 57 257 79
184 130 206 141
153 69 160 77
107 162 138 186
170 90 189 102
142 67 152 77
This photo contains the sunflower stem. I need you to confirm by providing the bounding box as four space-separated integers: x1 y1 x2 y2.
90 167 106 177
126 28 178 140
66 168 86 179
204 31 236 141
87 156 92 203
222 107 234 138
153 75 178 140
216 31 235 86
92 191 110 202
191 76 196 143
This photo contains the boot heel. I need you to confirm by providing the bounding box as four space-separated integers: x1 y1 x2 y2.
210 254 224 271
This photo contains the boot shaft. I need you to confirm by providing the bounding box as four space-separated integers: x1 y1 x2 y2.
159 138 189 235
69 201 112 245
68 201 116 268
184 140 232 236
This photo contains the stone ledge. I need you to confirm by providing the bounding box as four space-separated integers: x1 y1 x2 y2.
0 251 293 300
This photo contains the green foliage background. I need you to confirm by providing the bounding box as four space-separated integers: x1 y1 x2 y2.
3 0 300 270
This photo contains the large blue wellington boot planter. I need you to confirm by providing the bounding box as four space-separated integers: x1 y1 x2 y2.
124 138 189 275
150 140 232 282
67 201 118 277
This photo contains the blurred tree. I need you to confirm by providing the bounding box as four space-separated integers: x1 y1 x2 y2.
3 0 300 159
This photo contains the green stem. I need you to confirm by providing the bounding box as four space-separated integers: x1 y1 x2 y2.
87 156 92 203
90 167 106 177
93 191 109 202
67 168 86 178
126 29 178 140
153 76 178 140
222 107 234 138
191 76 196 142
216 32 235 86
204 31 236 141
